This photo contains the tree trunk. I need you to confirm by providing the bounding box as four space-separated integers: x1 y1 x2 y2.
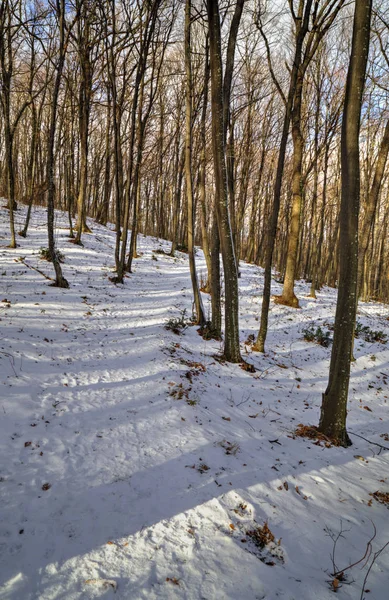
318 0 372 445
278 73 304 308
46 0 69 288
185 0 206 325
253 49 301 351
207 0 241 362
357 118 389 299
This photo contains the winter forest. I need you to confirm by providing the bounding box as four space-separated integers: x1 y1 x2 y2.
1 0 389 598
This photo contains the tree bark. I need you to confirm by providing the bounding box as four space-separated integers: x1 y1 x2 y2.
185 0 206 325
357 118 389 299
318 0 372 445
46 0 69 288
207 0 241 362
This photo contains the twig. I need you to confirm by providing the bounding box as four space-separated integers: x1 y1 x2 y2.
360 540 389 600
333 522 376 579
0 351 17 376
325 521 349 574
349 431 389 452
20 259 54 281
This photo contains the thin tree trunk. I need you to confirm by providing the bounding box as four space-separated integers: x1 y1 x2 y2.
357 118 389 299
207 0 241 362
46 0 69 288
185 0 205 325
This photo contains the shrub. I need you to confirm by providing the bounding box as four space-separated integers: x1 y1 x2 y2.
165 309 189 335
39 247 65 263
354 321 387 344
302 326 332 347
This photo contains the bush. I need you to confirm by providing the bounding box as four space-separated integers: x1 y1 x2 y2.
302 326 332 347
39 247 65 263
354 321 388 344
165 309 189 335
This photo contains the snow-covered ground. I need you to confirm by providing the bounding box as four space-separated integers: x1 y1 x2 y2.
0 204 388 600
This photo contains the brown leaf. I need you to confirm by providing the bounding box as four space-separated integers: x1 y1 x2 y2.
332 578 340 591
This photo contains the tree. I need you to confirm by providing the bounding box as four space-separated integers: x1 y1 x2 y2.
318 0 372 445
185 0 206 325
207 0 242 363
115 0 161 284
46 0 71 288
276 0 345 309
0 0 39 247
73 0 99 244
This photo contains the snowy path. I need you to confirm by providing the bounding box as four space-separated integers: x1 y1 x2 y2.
1 205 389 600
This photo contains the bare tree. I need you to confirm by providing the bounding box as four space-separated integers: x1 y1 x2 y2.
318 0 372 445
207 0 242 362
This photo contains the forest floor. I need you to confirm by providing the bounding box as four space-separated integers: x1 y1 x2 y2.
0 204 389 600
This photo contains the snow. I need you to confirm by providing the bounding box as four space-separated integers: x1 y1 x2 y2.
0 204 388 600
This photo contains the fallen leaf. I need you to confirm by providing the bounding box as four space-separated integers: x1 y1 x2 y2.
354 455 365 461
166 577 180 586
332 578 340 591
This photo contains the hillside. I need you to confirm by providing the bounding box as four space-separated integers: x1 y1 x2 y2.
0 205 389 600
